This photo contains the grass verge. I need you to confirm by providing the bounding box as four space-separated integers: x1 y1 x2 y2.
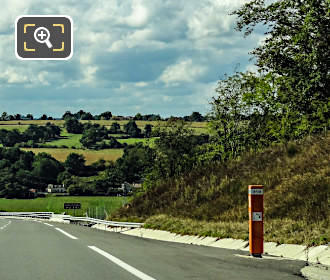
114 134 330 245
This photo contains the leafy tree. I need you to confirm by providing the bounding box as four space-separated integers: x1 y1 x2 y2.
109 122 121 134
100 111 112 120
151 120 199 179
232 0 329 122
80 127 101 149
134 113 143 120
57 170 72 184
81 112 94 120
144 124 153 138
64 153 86 176
65 118 83 134
32 154 63 183
1 112 8 121
124 120 141 138
188 112 205 122
62 111 74 120
117 143 155 183
108 137 123 148
26 114 33 120
40 114 47 120
0 129 22 147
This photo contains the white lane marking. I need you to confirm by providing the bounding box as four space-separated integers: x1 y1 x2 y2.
55 228 78 240
88 246 156 280
0 220 11 230
44 223 54 227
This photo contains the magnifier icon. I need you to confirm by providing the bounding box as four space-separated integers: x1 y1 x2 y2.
34 27 53 48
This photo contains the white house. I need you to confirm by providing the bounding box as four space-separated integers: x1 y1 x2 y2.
47 184 67 193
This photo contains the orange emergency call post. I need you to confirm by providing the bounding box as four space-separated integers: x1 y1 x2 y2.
248 185 264 257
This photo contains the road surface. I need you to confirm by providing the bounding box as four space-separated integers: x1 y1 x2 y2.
0 218 306 280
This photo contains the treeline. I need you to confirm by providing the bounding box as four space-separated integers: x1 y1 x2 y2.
0 123 61 147
0 110 206 122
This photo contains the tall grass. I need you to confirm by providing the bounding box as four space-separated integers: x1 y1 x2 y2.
114 134 330 245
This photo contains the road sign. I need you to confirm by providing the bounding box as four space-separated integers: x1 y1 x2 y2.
64 203 81 210
248 185 264 257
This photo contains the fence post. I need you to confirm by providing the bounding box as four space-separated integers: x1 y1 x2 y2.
248 185 264 257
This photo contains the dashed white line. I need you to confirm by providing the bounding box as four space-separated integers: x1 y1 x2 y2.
55 228 78 240
88 246 156 280
43 223 54 227
0 220 11 230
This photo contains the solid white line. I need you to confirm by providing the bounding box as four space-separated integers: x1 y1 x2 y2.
44 223 54 227
88 246 156 280
55 228 78 240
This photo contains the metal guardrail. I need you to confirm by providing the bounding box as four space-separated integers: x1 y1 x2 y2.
0 212 143 228
0 212 54 219
63 216 143 228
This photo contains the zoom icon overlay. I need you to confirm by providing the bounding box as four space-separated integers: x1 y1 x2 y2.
15 15 73 60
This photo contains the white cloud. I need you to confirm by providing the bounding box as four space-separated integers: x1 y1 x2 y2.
159 58 207 85
0 0 263 117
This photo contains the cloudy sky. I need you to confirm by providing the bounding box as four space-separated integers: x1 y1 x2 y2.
0 0 265 118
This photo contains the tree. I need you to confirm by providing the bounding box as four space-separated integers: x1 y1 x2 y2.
117 143 155 183
64 153 86 176
144 124 153 138
80 127 102 149
62 111 74 120
134 113 142 120
100 111 112 120
124 120 141 138
151 120 198 179
109 122 121 134
1 112 8 121
81 112 94 120
32 157 62 183
40 114 47 120
26 114 34 120
233 0 329 119
189 112 205 122
65 118 83 134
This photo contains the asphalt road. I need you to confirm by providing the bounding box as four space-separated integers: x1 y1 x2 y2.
0 218 306 280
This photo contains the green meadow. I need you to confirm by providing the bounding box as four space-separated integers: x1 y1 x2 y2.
0 196 129 217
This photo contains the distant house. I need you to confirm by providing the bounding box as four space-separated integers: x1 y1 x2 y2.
47 184 67 193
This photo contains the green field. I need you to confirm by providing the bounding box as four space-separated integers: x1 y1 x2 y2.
44 130 83 148
1 120 208 163
21 148 124 164
0 196 129 217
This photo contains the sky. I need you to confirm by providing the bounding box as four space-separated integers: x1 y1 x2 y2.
0 0 265 118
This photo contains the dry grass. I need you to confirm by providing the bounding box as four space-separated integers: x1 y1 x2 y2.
0 120 208 132
143 215 329 245
114 134 330 245
21 148 123 164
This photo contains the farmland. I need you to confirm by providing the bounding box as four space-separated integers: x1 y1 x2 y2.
0 196 129 217
0 120 208 133
21 148 124 164
1 120 207 164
